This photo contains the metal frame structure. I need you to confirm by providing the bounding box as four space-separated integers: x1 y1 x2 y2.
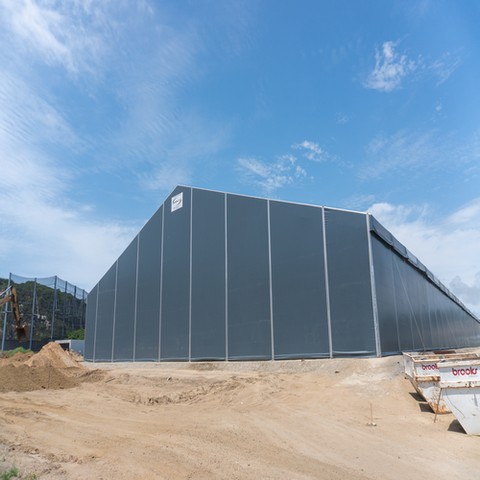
0 273 87 351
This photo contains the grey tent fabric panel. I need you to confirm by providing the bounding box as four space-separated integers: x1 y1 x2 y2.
135 206 163 361
405 263 427 350
270 201 329 358
227 194 272 360
392 254 414 351
113 238 137 361
325 209 376 355
427 282 441 348
372 232 480 354
84 185 480 362
190 189 226 360
160 187 191 360
84 285 97 361
94 264 116 361
369 216 393 246
371 237 400 354
410 266 431 350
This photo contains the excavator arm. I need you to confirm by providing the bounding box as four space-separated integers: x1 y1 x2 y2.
0 286 28 341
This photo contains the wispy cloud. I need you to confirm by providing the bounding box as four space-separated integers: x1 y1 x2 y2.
0 67 137 289
361 128 480 179
0 0 112 77
0 144 138 289
140 162 192 192
0 1 250 288
237 140 335 194
429 51 462 85
369 199 480 314
237 154 307 195
364 41 418 92
364 40 462 92
292 140 333 162
450 274 480 308
335 112 349 125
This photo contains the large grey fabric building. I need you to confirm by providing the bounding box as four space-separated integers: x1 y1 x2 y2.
84 186 480 361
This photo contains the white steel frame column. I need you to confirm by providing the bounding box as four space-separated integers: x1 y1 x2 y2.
366 214 381 357
322 208 333 358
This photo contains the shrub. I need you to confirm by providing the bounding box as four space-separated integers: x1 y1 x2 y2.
67 328 85 340
3 347 32 357
0 467 19 480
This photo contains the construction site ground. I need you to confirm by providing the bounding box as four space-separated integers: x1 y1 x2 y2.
1 343 479 479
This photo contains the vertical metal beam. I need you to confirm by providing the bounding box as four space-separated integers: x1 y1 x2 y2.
267 200 275 360
62 281 67 338
366 214 382 357
224 193 229 361
132 235 140 361
81 289 86 330
188 188 193 362
72 285 77 330
1 274 11 351
111 261 119 362
29 278 37 351
322 208 333 358
158 205 165 361
93 282 99 362
50 276 57 340
389 251 401 353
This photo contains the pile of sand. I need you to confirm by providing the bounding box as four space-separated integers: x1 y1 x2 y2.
25 342 81 369
0 342 85 393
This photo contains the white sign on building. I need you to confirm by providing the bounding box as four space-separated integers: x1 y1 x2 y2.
171 192 183 212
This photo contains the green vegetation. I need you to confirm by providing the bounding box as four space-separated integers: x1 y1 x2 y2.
0 276 86 343
2 347 32 357
67 328 85 340
0 467 37 480
0 467 19 480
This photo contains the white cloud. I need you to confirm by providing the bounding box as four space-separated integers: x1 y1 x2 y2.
363 41 462 92
292 140 333 162
0 149 138 290
369 199 480 315
0 1 244 289
364 41 418 92
0 63 128 291
237 139 334 194
237 154 306 195
362 128 480 179
430 51 462 85
336 112 349 125
141 162 192 192
450 274 480 307
0 0 111 76
0 71 137 289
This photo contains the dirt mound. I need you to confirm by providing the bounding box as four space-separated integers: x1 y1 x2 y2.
0 363 79 392
0 342 85 393
26 342 83 370
0 350 34 366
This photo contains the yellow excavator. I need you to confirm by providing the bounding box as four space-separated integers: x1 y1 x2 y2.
0 286 28 340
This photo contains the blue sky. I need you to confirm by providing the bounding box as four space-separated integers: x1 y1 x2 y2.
0 0 479 313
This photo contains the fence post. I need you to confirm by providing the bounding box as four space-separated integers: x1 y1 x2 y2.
29 278 37 350
1 274 12 351
62 280 67 337
50 276 57 340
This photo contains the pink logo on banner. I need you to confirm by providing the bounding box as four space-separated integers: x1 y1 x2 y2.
452 367 478 376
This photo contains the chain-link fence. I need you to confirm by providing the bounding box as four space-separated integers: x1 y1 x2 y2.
1 273 88 351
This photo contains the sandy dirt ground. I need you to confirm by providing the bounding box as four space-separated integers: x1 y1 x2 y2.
1 344 479 479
